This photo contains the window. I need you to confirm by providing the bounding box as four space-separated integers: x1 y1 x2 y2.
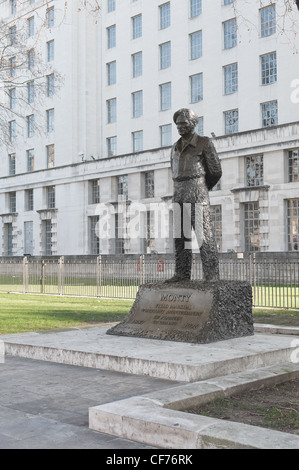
90 180 100 204
246 155 263 187
132 14 142 39
260 5 276 38
107 136 117 156
223 18 237 49
224 0 234 4
287 199 299 251
261 101 278 127
190 31 202 59
132 52 142 77
27 81 34 103
288 149 299 183
47 144 55 168
160 42 171 69
10 57 16 77
11 0 17 15
261 52 277 85
117 175 128 199
90 216 100 254
6 223 13 256
132 130 143 152
107 61 116 85
224 63 238 94
244 202 260 252
47 7 55 28
28 49 35 70
144 171 155 198
195 117 204 136
107 98 117 123
47 186 55 209
224 109 238 134
107 25 116 48
132 90 143 118
9 26 16 45
9 153 16 175
108 0 115 12
28 16 34 37
25 189 34 211
160 124 172 147
9 192 16 213
144 211 155 254
210 205 222 252
47 40 54 61
44 219 52 255
9 88 16 109
160 82 171 111
47 74 55 96
190 73 203 103
27 149 34 172
27 114 35 137
190 0 202 18
115 213 125 254
160 2 170 29
47 108 55 132
9 120 16 142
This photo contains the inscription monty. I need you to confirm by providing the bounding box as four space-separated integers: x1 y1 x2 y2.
160 293 192 303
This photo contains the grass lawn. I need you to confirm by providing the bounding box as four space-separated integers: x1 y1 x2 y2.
1 293 299 335
0 293 133 334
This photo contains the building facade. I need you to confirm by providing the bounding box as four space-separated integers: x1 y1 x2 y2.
0 0 299 256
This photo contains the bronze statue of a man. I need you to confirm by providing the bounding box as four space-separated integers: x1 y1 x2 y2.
170 108 222 282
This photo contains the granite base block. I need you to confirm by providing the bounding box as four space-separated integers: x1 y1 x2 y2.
106 280 254 344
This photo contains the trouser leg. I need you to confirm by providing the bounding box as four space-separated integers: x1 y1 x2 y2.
199 205 219 282
173 202 192 280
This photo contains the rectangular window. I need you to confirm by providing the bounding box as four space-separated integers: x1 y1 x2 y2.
108 0 116 12
47 108 55 132
9 120 16 142
144 211 155 254
190 73 203 103
160 124 172 147
25 189 34 211
9 192 16 213
244 202 260 252
160 82 171 111
9 153 16 175
132 14 142 39
132 90 143 118
132 52 142 77
27 81 34 103
90 180 100 204
47 6 55 28
160 2 170 29
224 0 234 4
47 74 55 96
90 216 100 254
10 56 16 77
47 144 55 168
132 130 143 152
28 16 34 37
260 5 276 38
44 219 52 256
117 175 128 199
47 40 54 61
190 0 202 18
160 42 171 69
107 98 117 123
27 114 35 137
224 63 238 94
107 25 116 48
261 52 277 85
261 100 278 127
9 88 16 109
27 149 34 172
6 223 13 256
144 171 155 198
246 155 264 187
190 31 202 59
287 199 299 251
224 109 238 134
107 136 117 156
47 186 55 209
28 49 35 70
223 18 237 49
115 213 125 254
210 205 222 252
195 117 204 136
288 149 299 183
107 61 116 85
9 26 16 45
11 0 17 15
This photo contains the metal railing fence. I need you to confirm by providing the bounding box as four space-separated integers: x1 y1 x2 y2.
0 253 299 309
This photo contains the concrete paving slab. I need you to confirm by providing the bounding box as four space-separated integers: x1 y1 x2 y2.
1 326 298 382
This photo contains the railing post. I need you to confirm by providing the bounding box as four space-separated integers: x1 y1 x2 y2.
139 254 145 285
23 256 28 294
58 256 64 295
97 255 102 298
41 260 45 294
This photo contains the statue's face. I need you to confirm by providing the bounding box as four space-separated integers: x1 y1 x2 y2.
175 115 195 137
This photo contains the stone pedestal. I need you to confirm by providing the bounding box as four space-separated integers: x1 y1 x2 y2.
106 280 254 344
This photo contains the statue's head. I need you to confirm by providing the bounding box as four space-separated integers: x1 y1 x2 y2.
173 109 199 137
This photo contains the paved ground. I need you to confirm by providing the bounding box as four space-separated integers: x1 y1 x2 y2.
0 355 179 449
